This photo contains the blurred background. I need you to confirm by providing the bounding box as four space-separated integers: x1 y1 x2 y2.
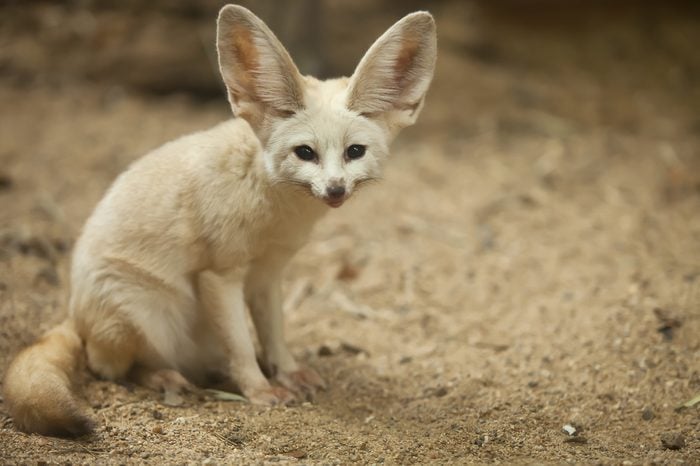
2 1 700 181
1 1 699 463
2 0 700 136
3 0 699 205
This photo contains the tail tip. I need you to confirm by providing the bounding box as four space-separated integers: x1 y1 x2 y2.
65 415 97 437
10 411 97 438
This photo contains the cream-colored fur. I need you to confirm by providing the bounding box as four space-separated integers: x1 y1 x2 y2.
3 5 436 436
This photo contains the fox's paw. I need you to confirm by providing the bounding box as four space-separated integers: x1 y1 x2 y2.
245 385 296 406
276 366 327 401
137 368 194 407
144 369 194 394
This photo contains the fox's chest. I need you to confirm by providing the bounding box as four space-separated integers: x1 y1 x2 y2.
251 202 327 259
205 198 326 272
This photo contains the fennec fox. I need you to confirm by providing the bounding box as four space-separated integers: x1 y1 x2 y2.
3 5 436 436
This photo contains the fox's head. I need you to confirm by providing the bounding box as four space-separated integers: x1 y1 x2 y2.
216 5 436 208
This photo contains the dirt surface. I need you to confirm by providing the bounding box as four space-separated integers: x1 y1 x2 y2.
1 1 700 464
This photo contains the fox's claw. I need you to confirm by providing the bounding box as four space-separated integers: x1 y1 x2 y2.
132 367 194 407
245 385 296 406
275 366 327 401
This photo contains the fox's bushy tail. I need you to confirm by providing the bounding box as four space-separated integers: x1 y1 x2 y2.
3 320 94 436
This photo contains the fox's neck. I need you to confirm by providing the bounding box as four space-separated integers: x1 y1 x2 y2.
236 146 328 239
229 152 328 258
198 147 326 269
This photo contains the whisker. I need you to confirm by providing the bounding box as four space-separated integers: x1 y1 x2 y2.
354 176 382 191
273 179 317 200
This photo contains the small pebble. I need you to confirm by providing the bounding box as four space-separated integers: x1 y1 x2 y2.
152 410 164 420
653 307 682 341
317 345 333 357
281 449 307 459
0 173 13 191
660 432 685 450
20 236 58 262
641 407 654 421
336 263 359 281
35 267 60 286
562 424 577 436
340 342 367 355
152 425 164 435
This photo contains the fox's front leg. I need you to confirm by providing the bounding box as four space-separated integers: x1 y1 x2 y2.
245 254 326 399
198 270 294 406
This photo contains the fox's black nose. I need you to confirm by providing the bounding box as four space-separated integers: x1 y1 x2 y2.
326 185 346 199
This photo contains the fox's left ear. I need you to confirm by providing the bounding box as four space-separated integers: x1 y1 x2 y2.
347 11 437 135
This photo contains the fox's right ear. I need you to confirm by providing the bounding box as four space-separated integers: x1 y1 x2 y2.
216 5 305 133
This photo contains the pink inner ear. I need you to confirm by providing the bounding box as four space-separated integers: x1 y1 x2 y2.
393 37 420 86
229 27 259 96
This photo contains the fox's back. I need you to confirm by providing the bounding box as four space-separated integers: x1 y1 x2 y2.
73 119 262 270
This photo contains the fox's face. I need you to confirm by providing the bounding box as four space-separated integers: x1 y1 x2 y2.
216 5 437 207
261 78 389 207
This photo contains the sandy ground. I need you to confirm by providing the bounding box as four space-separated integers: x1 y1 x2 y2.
1 2 700 464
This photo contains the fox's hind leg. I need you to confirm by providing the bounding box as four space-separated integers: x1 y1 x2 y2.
81 304 197 410
132 367 193 393
85 324 193 406
129 366 194 406
84 321 139 382
76 258 200 383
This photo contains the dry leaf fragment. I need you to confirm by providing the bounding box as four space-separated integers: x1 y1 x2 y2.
281 449 307 459
676 393 700 411
204 389 248 403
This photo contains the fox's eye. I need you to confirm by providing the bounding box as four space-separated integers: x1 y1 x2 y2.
294 145 316 161
346 144 366 160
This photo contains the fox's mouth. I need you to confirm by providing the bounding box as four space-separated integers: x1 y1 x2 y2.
323 197 345 208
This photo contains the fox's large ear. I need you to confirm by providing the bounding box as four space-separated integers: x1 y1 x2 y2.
347 12 437 135
217 5 304 132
